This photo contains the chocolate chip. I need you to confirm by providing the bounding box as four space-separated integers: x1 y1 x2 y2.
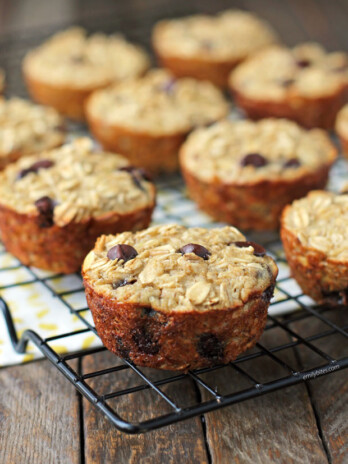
233 241 266 257
297 59 311 68
118 166 152 191
132 327 159 355
115 336 130 360
18 159 54 179
284 158 301 168
107 244 138 262
282 78 295 87
262 285 275 302
197 333 224 361
240 153 268 168
112 279 136 289
34 196 55 228
161 78 176 94
322 288 348 306
178 243 211 260
140 307 158 317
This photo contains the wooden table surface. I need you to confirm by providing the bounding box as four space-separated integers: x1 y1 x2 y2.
0 1 348 463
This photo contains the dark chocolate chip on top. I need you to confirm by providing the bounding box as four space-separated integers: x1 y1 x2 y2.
34 196 55 228
296 59 311 68
233 240 266 257
178 243 211 260
240 153 268 168
18 159 54 179
107 244 138 262
284 158 301 168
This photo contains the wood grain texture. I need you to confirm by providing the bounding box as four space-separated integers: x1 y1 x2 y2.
292 309 348 464
198 328 329 464
0 359 80 464
82 351 208 464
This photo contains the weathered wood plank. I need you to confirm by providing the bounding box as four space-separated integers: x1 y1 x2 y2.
292 309 348 464
199 328 329 464
82 350 208 464
0 359 80 464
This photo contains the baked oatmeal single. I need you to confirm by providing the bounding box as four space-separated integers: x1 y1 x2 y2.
229 43 348 128
335 104 348 159
82 224 278 370
180 118 337 230
86 69 229 175
0 138 156 273
281 191 348 305
0 97 65 170
23 27 150 119
152 10 277 88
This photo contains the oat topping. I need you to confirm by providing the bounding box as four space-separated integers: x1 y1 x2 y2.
180 119 336 183
230 43 348 99
0 97 65 158
153 10 277 61
23 27 150 88
283 191 348 261
336 104 348 138
86 69 229 134
82 224 278 312
0 138 155 226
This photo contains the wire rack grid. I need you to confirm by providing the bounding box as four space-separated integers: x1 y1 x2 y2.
1 214 348 433
0 1 347 435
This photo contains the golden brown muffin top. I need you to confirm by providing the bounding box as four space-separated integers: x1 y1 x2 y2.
23 27 150 89
82 224 278 312
230 43 348 100
282 191 348 262
180 118 336 183
86 69 229 135
0 97 65 159
0 138 155 226
153 10 277 61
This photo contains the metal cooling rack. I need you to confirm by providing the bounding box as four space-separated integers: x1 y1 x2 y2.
0 0 348 435
1 238 348 434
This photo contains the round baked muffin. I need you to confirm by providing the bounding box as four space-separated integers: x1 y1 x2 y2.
82 224 278 370
0 138 156 273
86 69 229 175
229 43 348 128
335 104 348 159
0 97 65 170
23 27 150 120
180 118 337 230
281 191 348 305
152 10 277 88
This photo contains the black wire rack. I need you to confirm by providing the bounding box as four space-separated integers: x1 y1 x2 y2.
0 0 348 435
1 234 348 434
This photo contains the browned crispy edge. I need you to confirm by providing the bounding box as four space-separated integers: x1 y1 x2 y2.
0 199 155 274
180 157 335 231
229 83 348 129
280 206 348 304
82 276 277 371
86 111 188 175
